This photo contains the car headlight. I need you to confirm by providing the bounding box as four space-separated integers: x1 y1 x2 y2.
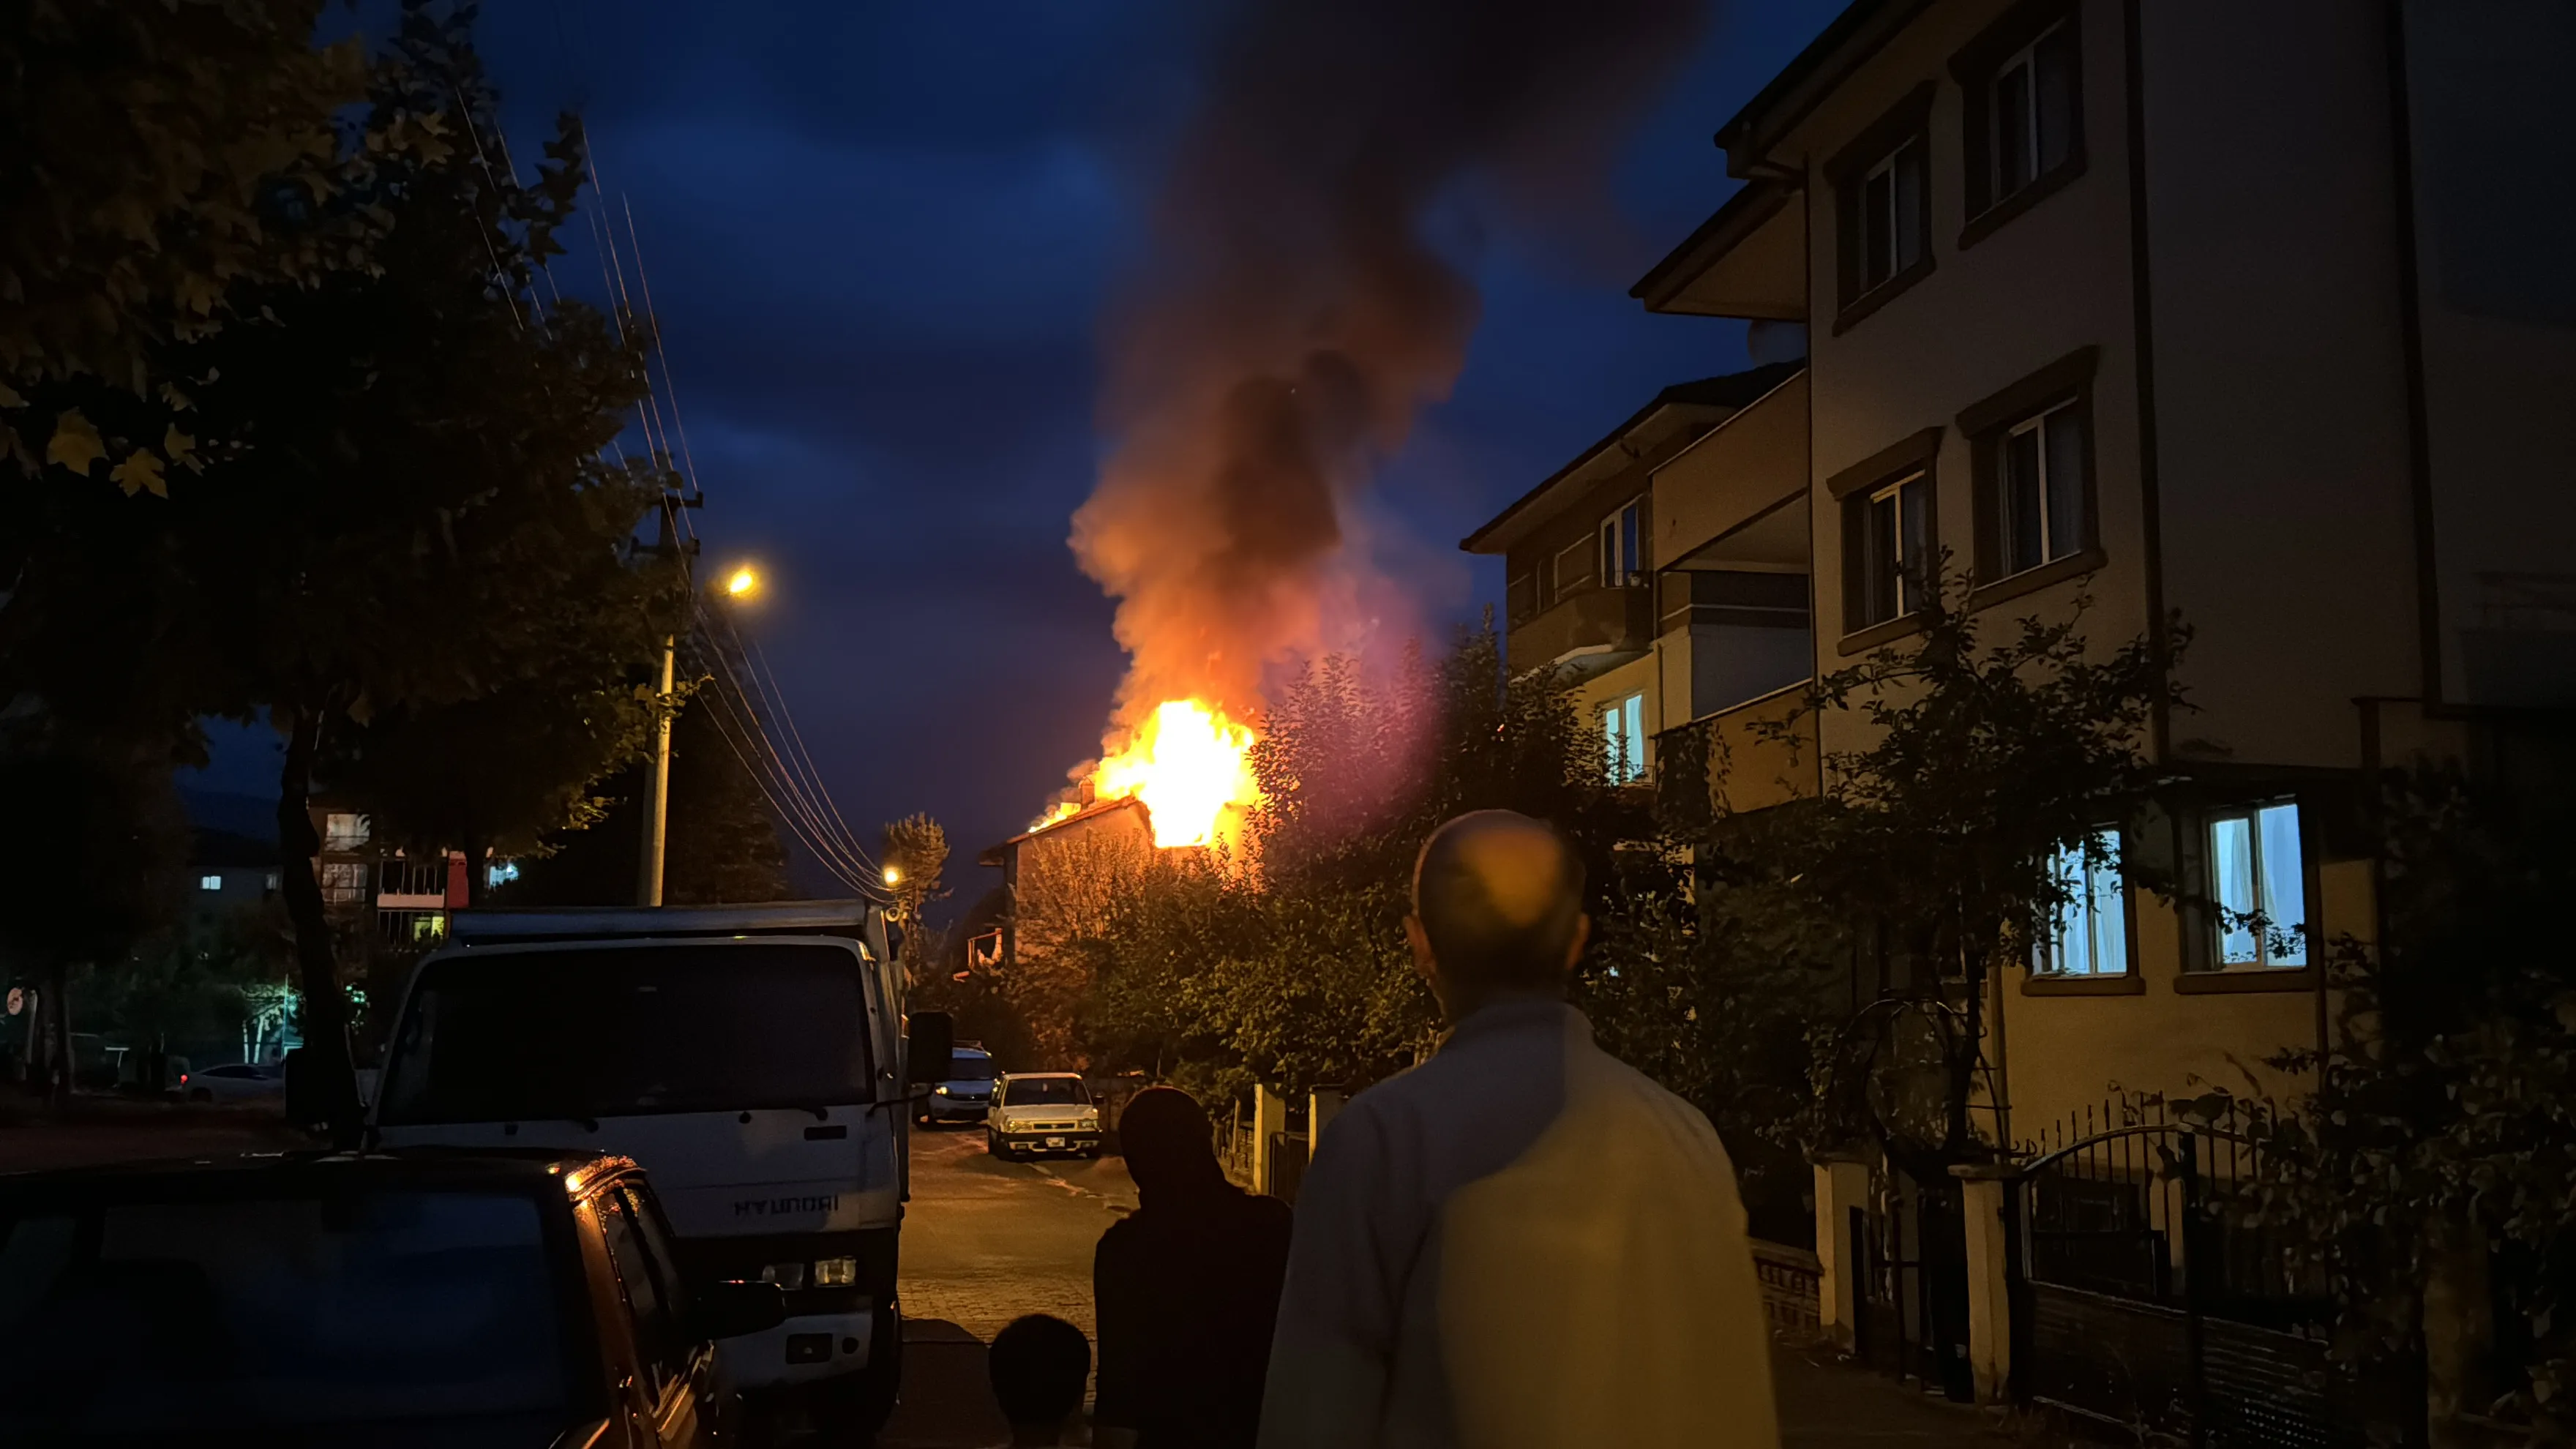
812 1257 858 1287
934 1085 949 1095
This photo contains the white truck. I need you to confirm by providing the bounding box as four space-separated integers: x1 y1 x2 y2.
366 901 951 1443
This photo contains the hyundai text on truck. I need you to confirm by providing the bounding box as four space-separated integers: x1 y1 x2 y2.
366 902 951 1443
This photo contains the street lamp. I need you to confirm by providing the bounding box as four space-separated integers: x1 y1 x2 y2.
724 564 761 600
639 558 770 909
883 864 902 887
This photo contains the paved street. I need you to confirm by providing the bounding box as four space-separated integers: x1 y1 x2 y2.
885 1120 1137 1448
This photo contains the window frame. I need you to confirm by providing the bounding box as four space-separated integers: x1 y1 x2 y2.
1600 691 1648 785
1958 347 2103 610
2197 798 2313 973
1829 427 1945 653
1598 497 1647 588
1953 0 2087 249
198 874 224 892
1830 83 1939 333
2030 825 2133 979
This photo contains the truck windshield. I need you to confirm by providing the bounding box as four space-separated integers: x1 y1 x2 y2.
948 1057 995 1082
0 1188 572 1440
379 943 875 1123
1004 1078 1087 1107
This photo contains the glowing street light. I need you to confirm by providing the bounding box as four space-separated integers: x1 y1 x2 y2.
724 565 762 601
883 864 903 888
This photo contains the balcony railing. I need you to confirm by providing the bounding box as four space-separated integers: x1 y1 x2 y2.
1655 681 1821 825
1507 585 1655 674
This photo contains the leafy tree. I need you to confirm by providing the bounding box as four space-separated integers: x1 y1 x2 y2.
1 4 676 1134
0 729 190 1102
2213 760 2576 1431
501 688 793 908
1 0 391 489
1691 573 2183 1172
882 812 951 976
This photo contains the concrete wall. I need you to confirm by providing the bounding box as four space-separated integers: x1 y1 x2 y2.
1655 372 1811 561
1786 0 2154 763
2138 0 2419 768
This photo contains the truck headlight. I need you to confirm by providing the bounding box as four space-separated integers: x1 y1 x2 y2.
813 1257 858 1287
760 1262 808 1291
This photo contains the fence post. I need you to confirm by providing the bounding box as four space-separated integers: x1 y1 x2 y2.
1251 1084 1287 1197
1308 1087 1344 1155
1813 1153 1873 1353
1951 1164 2017 1406
2180 1131 2209 1449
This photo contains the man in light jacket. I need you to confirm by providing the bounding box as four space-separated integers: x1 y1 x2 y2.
1259 809 1781 1449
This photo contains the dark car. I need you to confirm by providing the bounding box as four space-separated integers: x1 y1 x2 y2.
918 1044 996 1125
0 1150 784 1448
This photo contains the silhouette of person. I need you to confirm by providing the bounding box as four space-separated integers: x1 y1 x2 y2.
1257 810 1781 1449
986 1314 1091 1448
1093 1085 1293 1449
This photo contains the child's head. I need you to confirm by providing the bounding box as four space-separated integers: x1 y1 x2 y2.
987 1314 1090 1442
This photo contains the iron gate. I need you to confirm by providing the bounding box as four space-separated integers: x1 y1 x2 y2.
1851 1173 1974 1401
2009 1108 2403 1449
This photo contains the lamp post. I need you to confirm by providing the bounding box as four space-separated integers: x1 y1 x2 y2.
637 558 761 907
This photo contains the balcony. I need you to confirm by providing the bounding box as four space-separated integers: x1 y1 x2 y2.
1508 585 1655 675
1656 681 1821 825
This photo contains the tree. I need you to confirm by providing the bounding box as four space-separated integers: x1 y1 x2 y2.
1 0 386 489
1 4 678 1134
2215 760 2576 1432
1696 572 2183 1170
502 687 793 908
882 812 951 977
0 729 190 1103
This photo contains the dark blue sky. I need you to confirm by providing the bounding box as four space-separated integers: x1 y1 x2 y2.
197 0 1843 883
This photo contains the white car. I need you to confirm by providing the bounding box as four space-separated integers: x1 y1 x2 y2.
184 1062 282 1104
985 1073 1102 1161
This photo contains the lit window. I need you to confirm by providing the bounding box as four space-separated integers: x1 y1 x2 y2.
198 874 223 892
2208 801 2307 967
2034 828 2125 976
323 812 371 850
487 861 521 888
1598 498 1646 588
1601 692 1647 785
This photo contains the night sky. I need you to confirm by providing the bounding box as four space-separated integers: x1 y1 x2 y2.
193 1 1844 897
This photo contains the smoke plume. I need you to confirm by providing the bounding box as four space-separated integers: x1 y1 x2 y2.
1072 0 1710 730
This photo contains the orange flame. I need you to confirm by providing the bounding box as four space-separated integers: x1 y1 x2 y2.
1087 699 1259 848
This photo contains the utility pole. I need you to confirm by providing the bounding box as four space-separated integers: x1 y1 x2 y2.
637 490 697 907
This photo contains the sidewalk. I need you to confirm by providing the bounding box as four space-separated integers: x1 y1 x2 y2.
879 1331 2024 1449
1777 1345 2016 1449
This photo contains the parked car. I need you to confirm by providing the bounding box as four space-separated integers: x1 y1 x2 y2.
0 1150 785 1446
181 1061 281 1104
986 1072 1102 1161
919 1044 996 1126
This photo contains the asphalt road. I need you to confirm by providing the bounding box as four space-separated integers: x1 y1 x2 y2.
883 1120 1137 1448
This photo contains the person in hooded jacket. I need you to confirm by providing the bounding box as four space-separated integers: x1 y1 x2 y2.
1093 1085 1295 1449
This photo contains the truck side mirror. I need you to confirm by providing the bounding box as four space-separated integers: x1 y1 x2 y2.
907 1011 954 1086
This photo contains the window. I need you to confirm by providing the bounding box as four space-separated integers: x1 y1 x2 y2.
198 875 223 892
1551 538 1590 602
1599 498 1645 588
1830 85 1936 325
2206 801 2307 968
1989 21 2078 203
322 812 370 851
1506 571 1537 624
1851 471 1932 629
1601 692 1647 784
1958 6 2084 232
1002 1077 1090 1107
597 1188 686 1400
318 861 369 905
1855 137 1928 295
1994 401 2088 577
2034 828 2127 976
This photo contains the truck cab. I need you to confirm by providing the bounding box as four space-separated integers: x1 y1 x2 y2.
367 902 948 1442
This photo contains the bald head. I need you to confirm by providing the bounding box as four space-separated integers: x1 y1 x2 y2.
1410 811 1587 993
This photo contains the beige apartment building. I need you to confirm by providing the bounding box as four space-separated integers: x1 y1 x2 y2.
1475 0 2575 1420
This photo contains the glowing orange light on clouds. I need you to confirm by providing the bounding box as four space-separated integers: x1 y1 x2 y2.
1087 699 1260 848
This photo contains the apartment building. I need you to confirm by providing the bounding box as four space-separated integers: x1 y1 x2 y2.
1554 0 2575 1418
1463 364 1816 794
